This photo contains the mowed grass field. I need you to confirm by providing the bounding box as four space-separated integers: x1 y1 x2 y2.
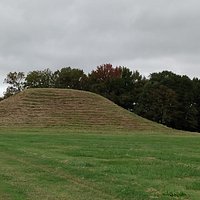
0 129 200 200
0 89 200 199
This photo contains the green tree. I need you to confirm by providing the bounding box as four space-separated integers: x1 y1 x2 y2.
192 78 200 131
148 71 198 131
114 67 146 110
136 82 178 127
25 68 54 88
54 67 86 89
87 64 122 101
4 72 25 98
87 64 146 111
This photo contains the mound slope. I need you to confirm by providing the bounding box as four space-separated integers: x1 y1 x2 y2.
0 88 165 131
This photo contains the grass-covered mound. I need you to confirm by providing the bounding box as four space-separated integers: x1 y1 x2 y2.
0 88 165 131
0 89 199 199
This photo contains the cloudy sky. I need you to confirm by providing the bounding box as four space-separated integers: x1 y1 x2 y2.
0 0 200 96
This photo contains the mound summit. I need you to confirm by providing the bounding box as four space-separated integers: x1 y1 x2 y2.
0 88 164 130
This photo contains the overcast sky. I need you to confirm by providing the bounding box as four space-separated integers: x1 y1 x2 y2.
0 0 200 96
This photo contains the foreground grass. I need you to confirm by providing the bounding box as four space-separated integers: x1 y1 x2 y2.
0 129 200 200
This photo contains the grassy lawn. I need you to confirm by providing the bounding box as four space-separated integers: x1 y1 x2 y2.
0 129 200 200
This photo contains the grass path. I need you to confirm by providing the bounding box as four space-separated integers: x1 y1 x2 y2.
0 130 200 199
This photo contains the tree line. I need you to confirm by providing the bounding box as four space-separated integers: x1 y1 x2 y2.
3 64 200 132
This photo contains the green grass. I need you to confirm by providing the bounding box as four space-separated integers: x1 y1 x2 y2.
0 129 200 200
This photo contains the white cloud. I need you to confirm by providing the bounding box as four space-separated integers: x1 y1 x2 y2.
0 0 200 96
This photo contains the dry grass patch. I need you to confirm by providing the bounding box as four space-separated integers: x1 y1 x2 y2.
0 88 166 131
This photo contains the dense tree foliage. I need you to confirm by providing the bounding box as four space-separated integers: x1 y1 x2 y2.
135 82 178 127
147 71 198 131
3 65 200 132
25 69 54 88
54 67 87 89
87 64 146 110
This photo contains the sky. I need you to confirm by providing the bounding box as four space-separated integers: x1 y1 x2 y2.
0 0 200 96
